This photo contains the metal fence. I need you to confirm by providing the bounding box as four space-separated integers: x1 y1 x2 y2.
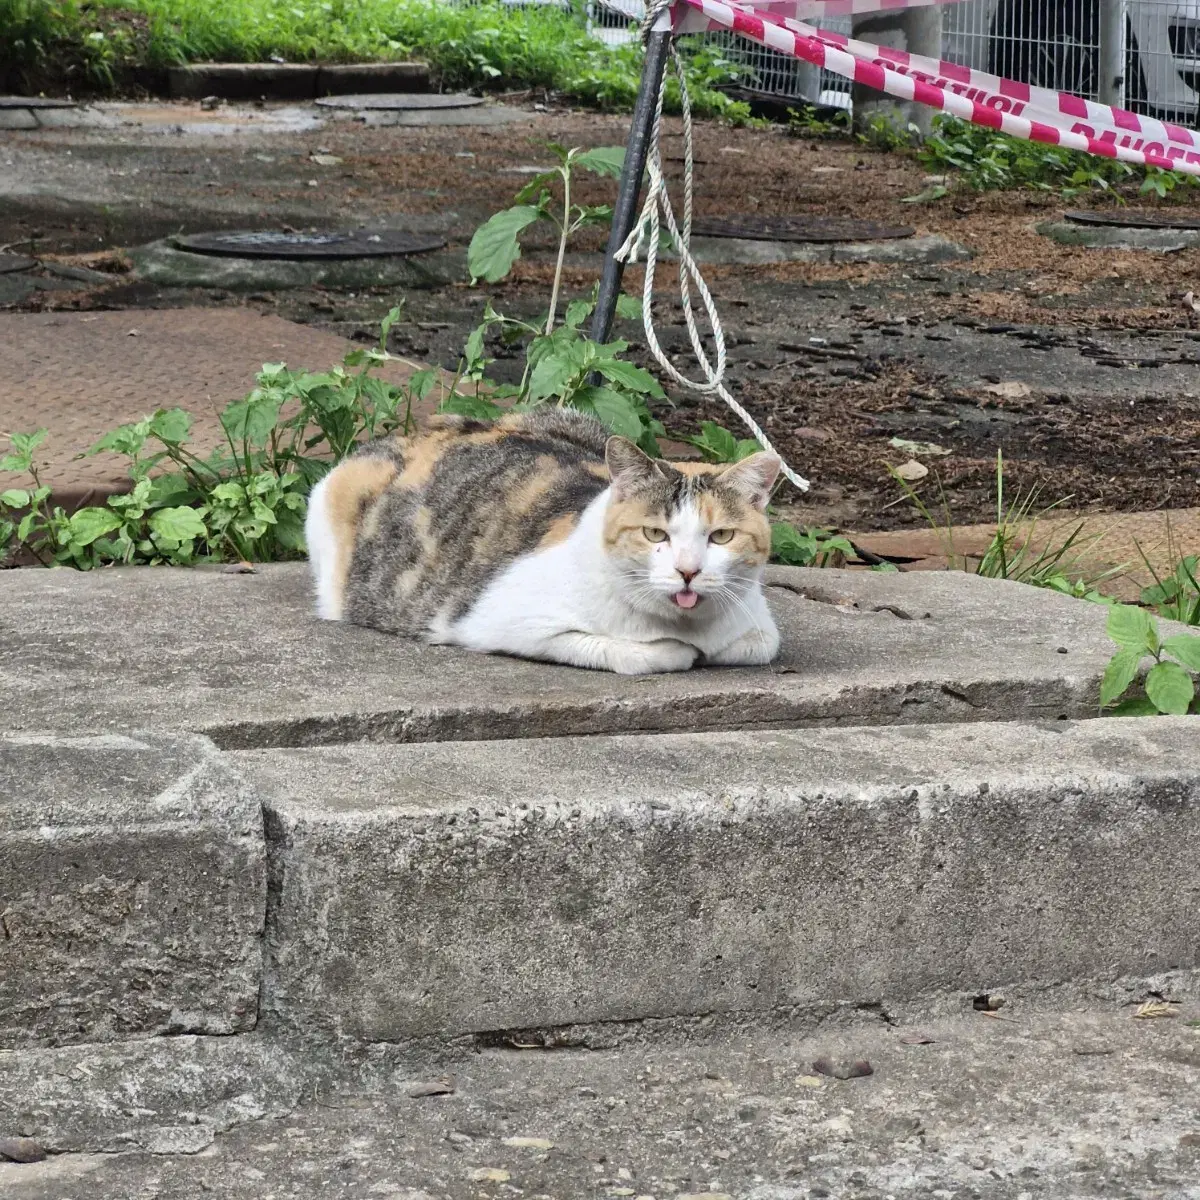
586 0 1200 126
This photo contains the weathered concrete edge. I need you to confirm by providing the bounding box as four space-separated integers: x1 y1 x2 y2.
6 967 1200 1155
0 732 267 1050
166 60 430 100
239 718 1200 1043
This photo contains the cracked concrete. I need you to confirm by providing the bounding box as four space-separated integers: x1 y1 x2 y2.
0 565 1166 746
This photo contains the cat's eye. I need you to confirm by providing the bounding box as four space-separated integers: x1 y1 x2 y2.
643 526 668 543
709 528 735 545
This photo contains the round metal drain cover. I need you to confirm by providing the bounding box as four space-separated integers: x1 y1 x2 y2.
1065 209 1200 231
174 228 446 260
690 215 915 243
315 92 484 110
0 253 37 274
0 95 76 109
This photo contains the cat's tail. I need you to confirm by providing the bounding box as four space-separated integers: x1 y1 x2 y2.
305 454 397 620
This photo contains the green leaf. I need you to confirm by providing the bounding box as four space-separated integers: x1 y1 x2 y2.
693 421 738 463
9 429 48 459
1106 604 1157 654
564 299 594 329
464 323 487 366
67 507 123 547
513 171 559 205
0 489 31 508
408 369 436 402
1100 648 1143 708
1162 634 1200 673
595 358 666 398
209 481 245 506
528 344 585 402
221 393 283 448
770 521 818 566
1108 696 1161 717
149 408 192 445
467 205 542 284
88 419 150 459
1145 660 1195 716
574 146 626 178
438 392 505 420
379 303 404 350
147 505 208 544
577 387 644 440
615 294 643 321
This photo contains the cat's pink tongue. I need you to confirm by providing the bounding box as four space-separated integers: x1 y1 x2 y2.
673 590 699 610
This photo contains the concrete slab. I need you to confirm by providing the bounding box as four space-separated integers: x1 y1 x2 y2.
239 718 1200 1041
167 63 320 101
1039 219 1200 252
130 238 464 291
8 992 1200 1196
677 233 971 266
317 62 430 94
360 104 532 127
0 565 1143 747
0 733 264 1048
0 1034 304 1155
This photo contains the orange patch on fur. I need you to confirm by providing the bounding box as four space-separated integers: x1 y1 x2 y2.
670 461 724 478
538 512 578 549
395 427 508 490
507 455 565 518
322 455 397 614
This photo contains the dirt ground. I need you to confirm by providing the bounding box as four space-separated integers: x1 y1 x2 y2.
3 100 1200 539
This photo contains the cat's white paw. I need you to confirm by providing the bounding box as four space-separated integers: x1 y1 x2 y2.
606 637 699 675
708 625 780 667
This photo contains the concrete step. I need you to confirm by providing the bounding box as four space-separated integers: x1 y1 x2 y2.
235 719 1200 1042
0 733 264 1050
166 61 430 102
0 565 1146 747
7 986 1200 1194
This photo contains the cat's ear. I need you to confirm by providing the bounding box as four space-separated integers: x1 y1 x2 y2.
720 452 781 511
605 437 663 499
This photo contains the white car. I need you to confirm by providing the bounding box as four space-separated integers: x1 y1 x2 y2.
944 1 1200 122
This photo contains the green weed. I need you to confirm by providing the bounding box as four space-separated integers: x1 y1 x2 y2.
1134 519 1200 626
918 115 1200 199
0 309 433 566
1100 604 1200 716
452 143 668 452
889 450 1124 600
1 0 753 119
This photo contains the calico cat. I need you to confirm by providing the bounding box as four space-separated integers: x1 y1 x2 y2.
305 408 781 674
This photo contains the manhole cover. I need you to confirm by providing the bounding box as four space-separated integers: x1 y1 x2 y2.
1065 209 1200 231
0 253 37 274
173 229 447 260
690 216 915 243
315 92 484 110
0 96 76 109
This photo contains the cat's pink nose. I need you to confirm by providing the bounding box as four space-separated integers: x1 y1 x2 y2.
678 568 699 585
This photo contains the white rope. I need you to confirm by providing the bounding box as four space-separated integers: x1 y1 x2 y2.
615 0 810 491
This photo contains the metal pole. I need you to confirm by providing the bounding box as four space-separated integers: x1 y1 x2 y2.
1098 0 1126 109
590 28 672 346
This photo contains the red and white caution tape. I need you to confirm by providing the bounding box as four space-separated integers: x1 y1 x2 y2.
677 0 1200 175
745 0 966 17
